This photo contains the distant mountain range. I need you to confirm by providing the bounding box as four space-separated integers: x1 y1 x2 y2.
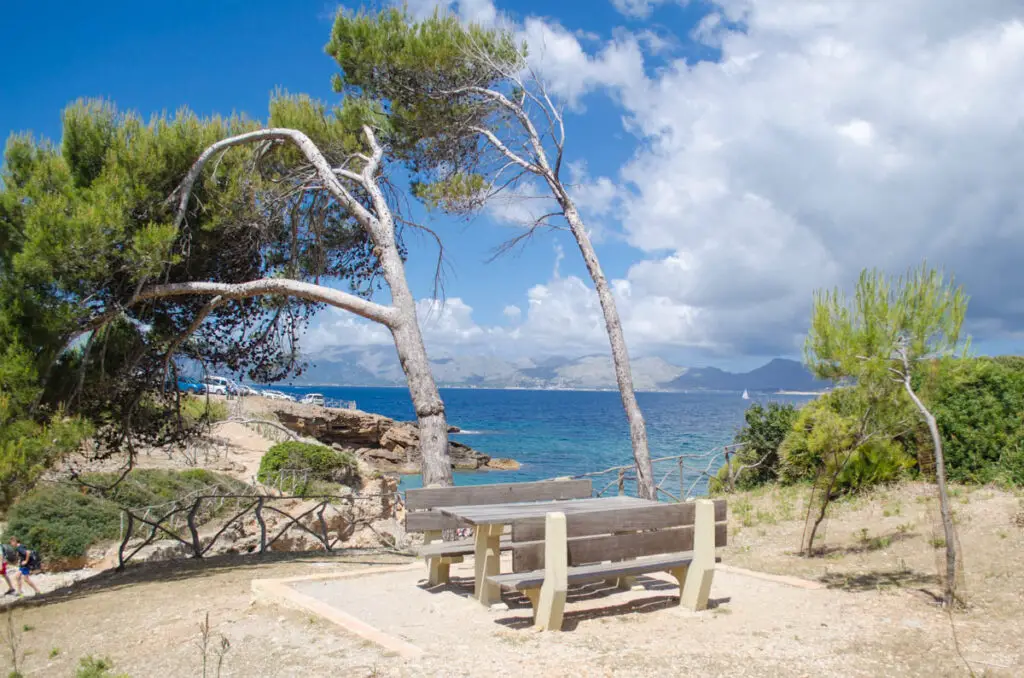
293 349 829 393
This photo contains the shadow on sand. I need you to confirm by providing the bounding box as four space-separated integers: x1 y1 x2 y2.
420 574 731 631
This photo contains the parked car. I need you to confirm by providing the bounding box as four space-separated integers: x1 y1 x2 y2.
236 384 260 396
176 378 206 394
261 390 296 402
300 393 325 407
203 376 239 396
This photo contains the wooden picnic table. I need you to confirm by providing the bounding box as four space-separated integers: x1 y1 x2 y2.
439 495 658 606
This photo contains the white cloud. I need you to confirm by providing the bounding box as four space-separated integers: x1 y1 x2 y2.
357 0 1024 362
502 304 522 321
610 0 671 19
608 0 1024 354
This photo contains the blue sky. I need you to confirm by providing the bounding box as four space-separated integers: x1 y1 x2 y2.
4 0 1024 369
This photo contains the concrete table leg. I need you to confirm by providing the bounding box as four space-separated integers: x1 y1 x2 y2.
473 524 503 606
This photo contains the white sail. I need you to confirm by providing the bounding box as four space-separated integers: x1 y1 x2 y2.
742 389 750 400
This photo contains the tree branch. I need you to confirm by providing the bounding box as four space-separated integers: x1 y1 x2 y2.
169 128 376 230
135 279 397 326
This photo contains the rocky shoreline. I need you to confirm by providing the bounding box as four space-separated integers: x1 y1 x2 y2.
272 403 520 474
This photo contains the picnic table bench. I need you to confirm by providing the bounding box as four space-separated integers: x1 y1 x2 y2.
408 479 727 631
405 479 593 585
488 498 727 630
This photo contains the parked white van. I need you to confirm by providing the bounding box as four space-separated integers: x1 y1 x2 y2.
203 376 238 396
300 393 325 407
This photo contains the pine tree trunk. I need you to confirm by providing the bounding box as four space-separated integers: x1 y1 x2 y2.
369 199 453 489
903 377 957 606
560 201 655 500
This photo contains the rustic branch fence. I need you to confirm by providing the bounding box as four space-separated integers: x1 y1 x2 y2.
115 488 402 571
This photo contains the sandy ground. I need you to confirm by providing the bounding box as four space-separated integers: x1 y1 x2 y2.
4 552 408 677
11 402 1023 677
3 480 1021 677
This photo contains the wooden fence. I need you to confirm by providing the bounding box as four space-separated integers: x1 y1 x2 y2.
558 444 746 501
115 489 402 570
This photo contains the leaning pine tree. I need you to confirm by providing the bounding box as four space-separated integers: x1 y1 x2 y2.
326 8 657 499
4 96 455 488
805 263 968 607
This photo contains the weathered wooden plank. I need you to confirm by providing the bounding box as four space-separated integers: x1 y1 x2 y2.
416 534 517 558
407 495 645 532
405 511 469 533
512 500 727 541
491 553 723 591
513 522 728 572
439 495 653 525
405 479 592 510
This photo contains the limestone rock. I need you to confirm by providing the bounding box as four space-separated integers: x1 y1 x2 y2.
273 405 520 475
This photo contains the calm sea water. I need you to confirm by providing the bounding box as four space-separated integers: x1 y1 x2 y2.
272 385 816 497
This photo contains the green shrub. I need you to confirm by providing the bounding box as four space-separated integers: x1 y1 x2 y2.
257 441 359 493
3 470 253 560
723 402 799 489
3 485 120 559
83 469 249 510
915 357 1024 485
778 388 914 492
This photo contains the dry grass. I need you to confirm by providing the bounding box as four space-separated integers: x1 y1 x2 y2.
721 480 1024 672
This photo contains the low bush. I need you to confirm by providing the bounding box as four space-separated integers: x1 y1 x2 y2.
916 357 1024 485
257 441 359 494
82 469 249 510
3 469 253 561
3 485 120 560
724 402 799 490
778 389 915 492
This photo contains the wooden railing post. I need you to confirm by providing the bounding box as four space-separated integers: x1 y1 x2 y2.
617 469 626 496
677 457 684 502
256 496 267 553
187 498 202 558
117 511 134 572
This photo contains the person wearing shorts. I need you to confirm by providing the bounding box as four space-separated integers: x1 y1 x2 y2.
8 538 39 597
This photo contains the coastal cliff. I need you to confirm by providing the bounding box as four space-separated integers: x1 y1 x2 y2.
273 404 520 474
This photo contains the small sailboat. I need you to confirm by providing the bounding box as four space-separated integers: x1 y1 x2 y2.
742 389 750 400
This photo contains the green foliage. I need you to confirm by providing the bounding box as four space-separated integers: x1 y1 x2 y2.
0 89 390 497
75 655 129 678
916 357 1024 485
83 469 249 511
327 8 524 208
3 470 251 560
727 402 799 489
3 485 120 560
778 389 915 492
257 441 359 493
805 263 967 387
0 382 92 511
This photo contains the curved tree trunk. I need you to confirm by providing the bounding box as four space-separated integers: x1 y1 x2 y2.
560 200 655 500
375 235 453 489
902 374 958 607
363 153 453 489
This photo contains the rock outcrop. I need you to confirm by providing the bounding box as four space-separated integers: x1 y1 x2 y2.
273 405 520 474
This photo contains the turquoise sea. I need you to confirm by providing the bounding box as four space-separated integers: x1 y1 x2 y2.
272 385 817 497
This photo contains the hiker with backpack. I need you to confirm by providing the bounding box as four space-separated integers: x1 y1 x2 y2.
8 537 40 597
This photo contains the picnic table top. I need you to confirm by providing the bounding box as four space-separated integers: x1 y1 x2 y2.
437 495 657 526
